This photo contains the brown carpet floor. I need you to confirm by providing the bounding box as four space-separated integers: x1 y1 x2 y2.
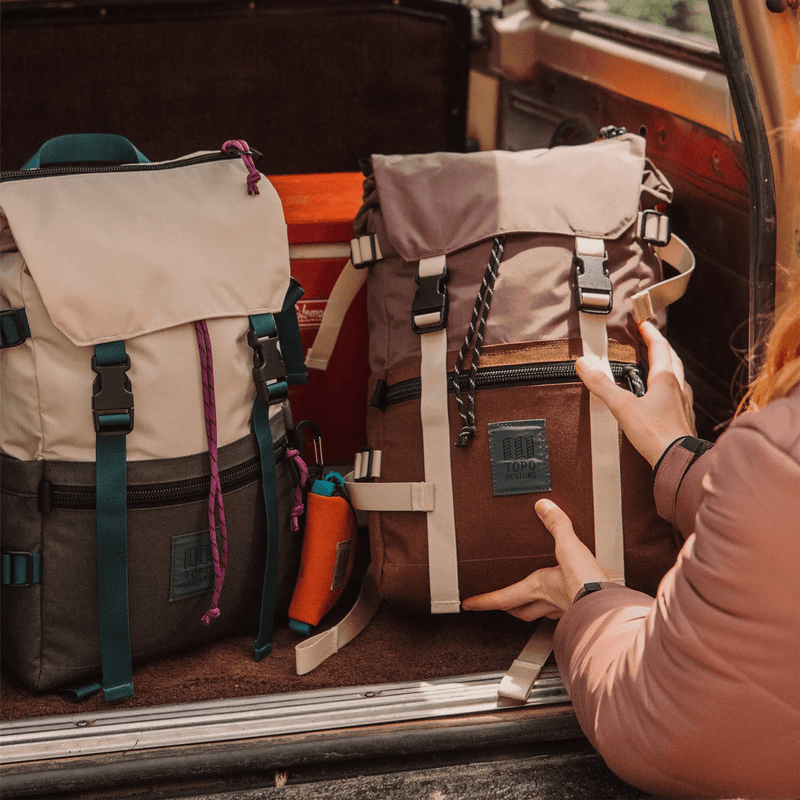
1 602 534 721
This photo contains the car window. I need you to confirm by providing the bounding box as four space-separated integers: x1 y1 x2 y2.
540 0 718 51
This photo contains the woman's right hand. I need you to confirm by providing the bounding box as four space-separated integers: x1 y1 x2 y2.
575 320 696 467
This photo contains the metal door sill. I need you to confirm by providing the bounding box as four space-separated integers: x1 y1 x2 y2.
1 665 568 765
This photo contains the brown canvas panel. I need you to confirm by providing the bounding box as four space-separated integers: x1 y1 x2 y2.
367 343 679 613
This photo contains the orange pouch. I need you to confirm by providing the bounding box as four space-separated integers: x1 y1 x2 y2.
288 474 356 634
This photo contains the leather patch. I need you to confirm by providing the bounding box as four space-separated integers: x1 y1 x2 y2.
170 529 219 601
488 419 551 496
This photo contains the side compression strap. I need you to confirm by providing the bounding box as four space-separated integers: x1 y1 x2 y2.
274 278 308 385
295 564 381 675
497 618 557 703
92 340 134 701
249 313 286 662
304 259 367 371
631 234 695 323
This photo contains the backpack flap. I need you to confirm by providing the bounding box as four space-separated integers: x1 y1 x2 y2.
0 153 290 346
0 151 294 462
365 133 683 374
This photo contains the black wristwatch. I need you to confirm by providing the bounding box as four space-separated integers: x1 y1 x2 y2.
573 582 604 604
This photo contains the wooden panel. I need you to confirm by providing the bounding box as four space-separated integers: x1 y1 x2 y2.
1 0 470 173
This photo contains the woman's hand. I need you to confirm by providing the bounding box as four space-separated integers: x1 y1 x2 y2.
575 320 696 467
461 499 610 620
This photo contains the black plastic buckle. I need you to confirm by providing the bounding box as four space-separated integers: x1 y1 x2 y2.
411 266 449 334
639 209 672 246
91 355 134 435
247 329 288 405
574 251 612 314
0 309 30 349
1 550 39 587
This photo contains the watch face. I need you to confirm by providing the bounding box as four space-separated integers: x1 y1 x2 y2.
583 582 603 593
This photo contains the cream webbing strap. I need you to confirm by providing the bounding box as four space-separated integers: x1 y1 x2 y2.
295 564 381 675
345 471 435 512
497 618 558 703
416 255 461 614
631 234 695 323
575 236 625 585
304 258 367 371
498 236 624 703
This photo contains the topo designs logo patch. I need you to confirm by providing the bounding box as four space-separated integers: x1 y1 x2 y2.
170 529 220 601
488 419 551 496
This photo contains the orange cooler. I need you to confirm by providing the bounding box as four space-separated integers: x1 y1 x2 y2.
269 173 369 464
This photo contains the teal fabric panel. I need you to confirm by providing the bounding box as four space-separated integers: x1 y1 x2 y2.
274 278 308 386
22 134 149 170
93 341 134 701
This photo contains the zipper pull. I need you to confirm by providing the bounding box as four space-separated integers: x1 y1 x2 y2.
222 140 261 195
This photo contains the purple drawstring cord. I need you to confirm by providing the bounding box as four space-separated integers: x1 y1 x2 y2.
194 320 228 625
286 448 309 531
222 139 261 195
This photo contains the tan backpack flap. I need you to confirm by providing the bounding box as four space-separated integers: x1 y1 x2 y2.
0 153 290 346
371 133 670 262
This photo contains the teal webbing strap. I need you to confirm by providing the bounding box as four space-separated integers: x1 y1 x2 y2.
249 314 284 661
274 278 308 386
57 682 103 702
1 551 41 585
22 134 149 170
93 341 134 701
0 309 31 348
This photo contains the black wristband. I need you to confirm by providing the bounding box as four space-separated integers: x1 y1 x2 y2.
573 582 604 604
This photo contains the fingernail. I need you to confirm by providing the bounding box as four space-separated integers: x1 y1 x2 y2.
535 499 554 516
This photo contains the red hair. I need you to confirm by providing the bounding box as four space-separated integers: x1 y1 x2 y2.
738 277 800 414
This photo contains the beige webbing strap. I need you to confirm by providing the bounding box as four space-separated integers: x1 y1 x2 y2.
417 255 461 615
345 471 435 512
295 564 381 675
575 236 625 585
497 618 557 703
304 259 368 371
631 234 695 323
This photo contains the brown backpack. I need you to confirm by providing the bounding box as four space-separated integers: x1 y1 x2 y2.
299 131 695 698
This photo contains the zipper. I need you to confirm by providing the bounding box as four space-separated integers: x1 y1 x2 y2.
0 150 239 183
381 361 645 409
39 437 288 513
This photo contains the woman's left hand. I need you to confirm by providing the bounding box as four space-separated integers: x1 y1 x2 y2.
461 499 610 620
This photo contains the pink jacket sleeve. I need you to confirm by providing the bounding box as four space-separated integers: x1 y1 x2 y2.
553 387 800 799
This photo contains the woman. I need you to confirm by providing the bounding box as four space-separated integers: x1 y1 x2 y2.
463 290 800 799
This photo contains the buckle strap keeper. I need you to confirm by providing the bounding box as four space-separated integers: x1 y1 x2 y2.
248 314 288 405
0 308 31 349
354 448 381 482
351 233 383 268
638 209 671 246
574 237 612 314
1 550 42 586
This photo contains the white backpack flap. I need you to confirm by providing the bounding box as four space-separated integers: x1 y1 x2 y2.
0 151 291 461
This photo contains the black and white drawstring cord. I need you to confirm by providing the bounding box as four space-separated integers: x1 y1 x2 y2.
452 235 506 447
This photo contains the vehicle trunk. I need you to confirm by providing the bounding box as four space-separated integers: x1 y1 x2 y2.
1 0 780 795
